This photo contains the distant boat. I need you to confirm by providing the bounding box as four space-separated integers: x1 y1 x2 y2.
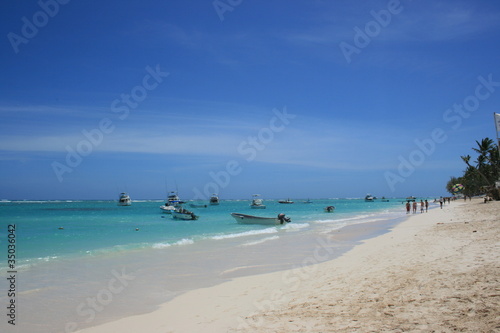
160 191 185 213
303 199 312 204
160 203 177 213
166 191 185 204
278 198 294 204
117 193 131 206
209 194 220 205
365 194 374 202
250 194 266 209
324 206 335 213
381 196 390 202
231 213 291 225
172 206 199 220
189 203 208 208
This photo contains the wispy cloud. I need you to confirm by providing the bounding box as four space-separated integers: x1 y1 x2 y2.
280 1 500 47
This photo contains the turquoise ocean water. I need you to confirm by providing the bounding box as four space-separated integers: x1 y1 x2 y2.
0 198 434 333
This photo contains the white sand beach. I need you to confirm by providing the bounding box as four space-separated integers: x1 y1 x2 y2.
77 199 499 332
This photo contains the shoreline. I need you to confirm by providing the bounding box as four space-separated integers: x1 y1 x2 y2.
75 199 500 332
2 200 410 333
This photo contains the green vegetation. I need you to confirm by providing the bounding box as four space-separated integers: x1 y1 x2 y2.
447 138 500 200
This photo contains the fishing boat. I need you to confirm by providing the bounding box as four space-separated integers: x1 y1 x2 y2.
230 213 291 225
365 194 374 202
209 194 220 205
160 191 185 213
172 207 199 220
324 206 335 213
250 194 266 209
166 191 185 204
117 193 132 206
278 198 294 204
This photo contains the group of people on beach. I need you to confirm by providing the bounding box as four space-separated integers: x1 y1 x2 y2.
405 199 428 214
436 196 457 208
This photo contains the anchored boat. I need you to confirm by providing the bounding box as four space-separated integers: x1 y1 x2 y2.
172 206 199 220
250 194 266 209
230 213 291 225
118 193 132 206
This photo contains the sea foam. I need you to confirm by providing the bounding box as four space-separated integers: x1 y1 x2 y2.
210 227 278 240
152 238 194 249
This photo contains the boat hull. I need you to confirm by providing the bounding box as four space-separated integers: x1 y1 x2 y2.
160 205 176 213
172 211 198 220
189 204 207 208
231 213 290 225
250 205 266 209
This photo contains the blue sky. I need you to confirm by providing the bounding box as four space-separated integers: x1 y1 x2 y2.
1 0 500 200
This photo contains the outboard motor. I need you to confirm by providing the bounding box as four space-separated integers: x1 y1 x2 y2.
277 213 291 224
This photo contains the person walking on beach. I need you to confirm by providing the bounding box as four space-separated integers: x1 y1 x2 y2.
425 199 429 212
406 201 411 214
420 200 424 213
439 198 443 209
412 201 417 214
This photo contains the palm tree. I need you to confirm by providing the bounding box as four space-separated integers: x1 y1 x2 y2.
459 138 500 200
461 154 489 185
472 138 499 183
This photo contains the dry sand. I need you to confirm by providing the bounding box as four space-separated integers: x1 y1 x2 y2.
77 199 499 333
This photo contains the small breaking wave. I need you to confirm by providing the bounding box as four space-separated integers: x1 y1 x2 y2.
210 228 278 240
152 238 194 249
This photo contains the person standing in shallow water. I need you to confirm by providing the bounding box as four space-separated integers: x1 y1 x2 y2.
425 199 429 212
406 201 411 214
412 201 417 213
439 198 443 209
420 200 424 213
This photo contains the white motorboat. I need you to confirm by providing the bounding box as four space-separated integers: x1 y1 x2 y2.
160 204 176 213
118 193 132 206
166 191 185 204
230 213 291 225
250 194 266 209
365 194 374 202
209 194 220 205
172 207 199 220
160 191 185 213
278 198 294 204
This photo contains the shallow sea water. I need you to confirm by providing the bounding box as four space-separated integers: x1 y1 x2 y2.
0 198 432 332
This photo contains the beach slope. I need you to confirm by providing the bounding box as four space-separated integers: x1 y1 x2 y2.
77 199 499 332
